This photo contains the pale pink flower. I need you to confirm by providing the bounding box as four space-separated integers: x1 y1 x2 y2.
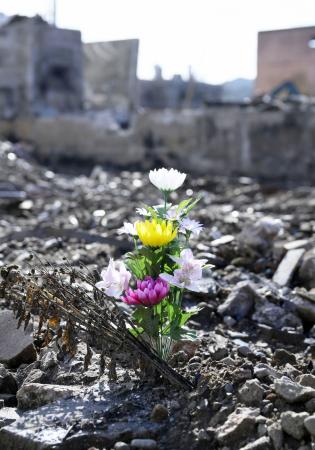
96 259 131 298
160 249 207 292
179 218 203 236
118 222 137 236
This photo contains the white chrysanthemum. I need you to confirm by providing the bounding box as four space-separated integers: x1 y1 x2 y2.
179 218 203 236
118 222 137 236
95 259 131 298
149 168 186 192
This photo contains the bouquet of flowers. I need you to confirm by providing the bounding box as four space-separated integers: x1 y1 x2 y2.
96 168 209 361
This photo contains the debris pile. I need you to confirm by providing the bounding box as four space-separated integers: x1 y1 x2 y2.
1 140 315 449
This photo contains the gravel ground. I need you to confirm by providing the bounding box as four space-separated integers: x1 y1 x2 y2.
1 141 315 450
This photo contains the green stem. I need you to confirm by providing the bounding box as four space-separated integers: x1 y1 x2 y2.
163 191 169 218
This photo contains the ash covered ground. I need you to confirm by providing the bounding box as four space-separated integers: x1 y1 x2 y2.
1 141 315 450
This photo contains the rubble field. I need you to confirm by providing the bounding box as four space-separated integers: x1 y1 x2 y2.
1 141 315 450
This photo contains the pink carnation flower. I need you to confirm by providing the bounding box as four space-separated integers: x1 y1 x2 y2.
122 276 169 307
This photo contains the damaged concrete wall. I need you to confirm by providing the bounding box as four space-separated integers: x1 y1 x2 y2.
0 107 315 182
0 16 83 118
84 40 139 113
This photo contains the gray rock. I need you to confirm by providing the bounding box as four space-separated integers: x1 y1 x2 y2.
273 248 305 287
131 439 157 449
304 414 315 436
216 407 259 445
150 404 168 422
39 349 58 371
0 310 36 368
274 376 315 403
281 411 309 439
268 422 283 450
0 365 17 394
17 383 80 409
239 436 271 450
289 296 315 324
0 407 20 428
297 374 315 389
305 398 315 413
298 249 315 289
218 281 259 320
252 300 302 330
115 443 130 450
272 348 297 366
22 369 47 385
238 380 265 406
254 363 282 381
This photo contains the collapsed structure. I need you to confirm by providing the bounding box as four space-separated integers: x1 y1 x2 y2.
0 16 314 182
0 15 83 118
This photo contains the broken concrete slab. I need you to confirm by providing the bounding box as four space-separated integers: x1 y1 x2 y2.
0 407 20 428
210 235 235 247
0 310 36 368
0 383 161 450
272 248 305 286
17 383 81 410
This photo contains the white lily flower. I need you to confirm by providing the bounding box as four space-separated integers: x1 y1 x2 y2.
179 218 203 236
160 249 207 292
149 168 186 192
96 259 131 298
118 222 137 236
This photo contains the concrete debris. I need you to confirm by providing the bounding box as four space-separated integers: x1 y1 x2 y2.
1 141 315 448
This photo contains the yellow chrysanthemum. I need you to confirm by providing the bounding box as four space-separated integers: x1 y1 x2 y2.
135 219 177 247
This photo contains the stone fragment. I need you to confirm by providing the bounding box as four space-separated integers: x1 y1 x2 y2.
289 295 315 323
238 380 265 406
281 411 309 439
114 443 130 450
130 439 157 449
268 422 283 450
218 281 259 320
304 415 315 436
216 407 258 445
17 383 80 409
274 376 315 403
150 404 168 422
272 348 297 366
39 349 58 371
272 248 305 286
254 363 282 381
22 368 47 385
252 300 302 330
305 398 315 413
0 407 20 428
0 365 17 394
239 436 271 450
298 249 315 289
0 310 36 368
297 374 315 389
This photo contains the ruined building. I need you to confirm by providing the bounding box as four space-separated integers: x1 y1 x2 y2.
84 39 139 113
0 15 83 118
255 26 315 96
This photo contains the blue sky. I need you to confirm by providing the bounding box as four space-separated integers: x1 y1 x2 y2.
1 0 315 83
